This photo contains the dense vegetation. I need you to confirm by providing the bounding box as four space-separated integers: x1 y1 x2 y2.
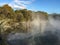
0 4 48 33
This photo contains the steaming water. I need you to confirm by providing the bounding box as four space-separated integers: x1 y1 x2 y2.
5 15 60 45
48 16 60 30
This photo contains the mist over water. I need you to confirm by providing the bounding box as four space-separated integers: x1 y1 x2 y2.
6 14 60 45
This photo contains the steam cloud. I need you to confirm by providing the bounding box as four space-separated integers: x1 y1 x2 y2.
6 15 60 45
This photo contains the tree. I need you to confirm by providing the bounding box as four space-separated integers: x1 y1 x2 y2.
19 9 32 21
0 4 15 19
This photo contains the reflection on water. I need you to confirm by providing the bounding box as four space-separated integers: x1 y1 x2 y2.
7 30 59 45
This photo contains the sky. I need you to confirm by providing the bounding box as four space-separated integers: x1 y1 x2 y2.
0 0 60 14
